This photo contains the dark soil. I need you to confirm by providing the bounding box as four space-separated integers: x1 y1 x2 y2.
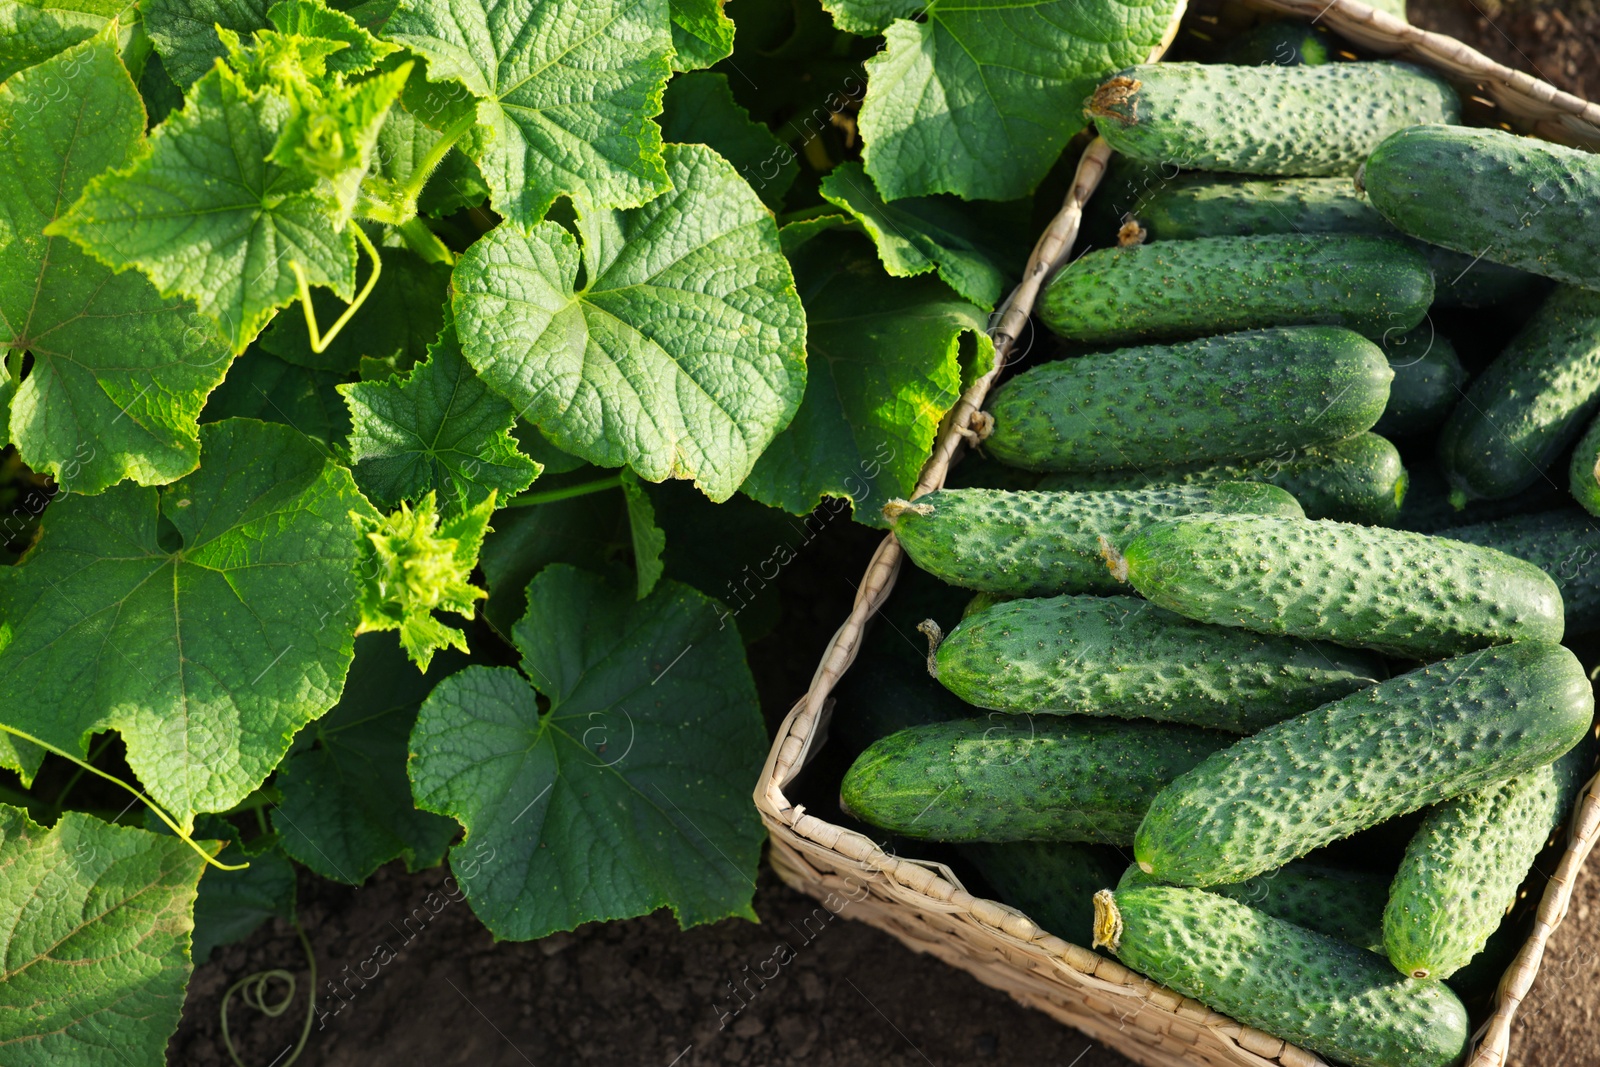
170 5 1600 1065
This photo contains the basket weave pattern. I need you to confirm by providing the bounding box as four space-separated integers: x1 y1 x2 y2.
754 8 1600 1066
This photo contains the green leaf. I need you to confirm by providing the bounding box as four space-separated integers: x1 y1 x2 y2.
143 0 269 87
191 826 296 963
479 489 624 634
0 806 207 1066
659 71 794 209
836 0 1185 201
50 62 356 354
271 632 462 883
453 143 806 502
0 36 236 495
267 0 399 75
819 161 1016 308
202 345 352 445
669 0 734 71
339 311 541 510
409 565 766 940
137 51 186 127
261 245 450 374
0 418 375 828
384 0 674 229
0 0 143 84
620 470 665 598
742 229 993 524
355 492 491 670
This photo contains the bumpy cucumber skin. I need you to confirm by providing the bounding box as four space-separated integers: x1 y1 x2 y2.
839 718 1230 844
1384 739 1595 980
1135 641 1593 887
1087 62 1459 177
1039 432 1408 526
935 594 1384 733
1120 175 1535 307
1104 886 1469 1067
1441 508 1600 634
1120 861 1388 952
1365 124 1600 290
1571 414 1600 517
1438 285 1600 502
961 841 1124 943
1039 235 1433 343
986 327 1393 472
1376 329 1467 438
1122 513 1564 657
889 484 1304 597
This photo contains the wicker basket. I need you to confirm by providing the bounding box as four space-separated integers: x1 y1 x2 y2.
753 7 1600 1066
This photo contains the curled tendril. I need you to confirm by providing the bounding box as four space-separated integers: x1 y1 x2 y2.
221 919 317 1067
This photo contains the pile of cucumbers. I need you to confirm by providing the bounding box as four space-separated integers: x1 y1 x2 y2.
838 34 1600 1067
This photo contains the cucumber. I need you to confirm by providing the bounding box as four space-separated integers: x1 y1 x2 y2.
1571 413 1600 517
985 327 1393 471
1384 738 1594 980
1363 123 1600 290
1119 861 1388 952
1375 328 1466 438
1116 513 1565 657
959 841 1124 943
1093 886 1469 1067
1134 641 1593 887
1396 457 1567 533
1218 20 1339 66
885 484 1304 597
838 717 1231 844
1439 509 1600 634
1038 235 1433 343
1437 285 1600 503
934 594 1384 733
1118 176 1537 308
1039 432 1409 526
1086 62 1459 177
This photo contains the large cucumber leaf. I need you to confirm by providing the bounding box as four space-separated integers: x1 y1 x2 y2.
271 632 464 884
742 228 992 525
409 564 766 940
0 0 145 83
142 0 268 87
827 0 1185 201
0 36 234 495
0 419 375 829
452 144 806 502
50 61 355 354
385 0 675 230
339 311 541 511
0 806 207 1066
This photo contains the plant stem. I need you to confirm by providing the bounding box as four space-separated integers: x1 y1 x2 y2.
503 473 623 508
395 110 478 210
396 217 456 266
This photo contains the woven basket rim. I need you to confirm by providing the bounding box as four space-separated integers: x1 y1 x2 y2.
754 6 1600 1066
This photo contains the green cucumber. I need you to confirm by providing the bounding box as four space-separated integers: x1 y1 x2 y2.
1038 235 1433 343
933 594 1384 733
1364 124 1600 290
1134 641 1593 886
1396 457 1566 533
1571 413 1600 517
1093 886 1469 1067
1119 861 1388 952
886 484 1304 597
1384 738 1594 980
1117 513 1564 657
839 717 1230 844
1440 509 1600 634
1038 432 1408 526
985 327 1393 471
1375 328 1466 438
1218 21 1338 66
1086 62 1459 177
1437 285 1600 502
959 841 1124 942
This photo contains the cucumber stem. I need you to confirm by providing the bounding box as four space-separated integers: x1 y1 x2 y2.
1098 535 1130 583
916 619 945 679
881 498 933 524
